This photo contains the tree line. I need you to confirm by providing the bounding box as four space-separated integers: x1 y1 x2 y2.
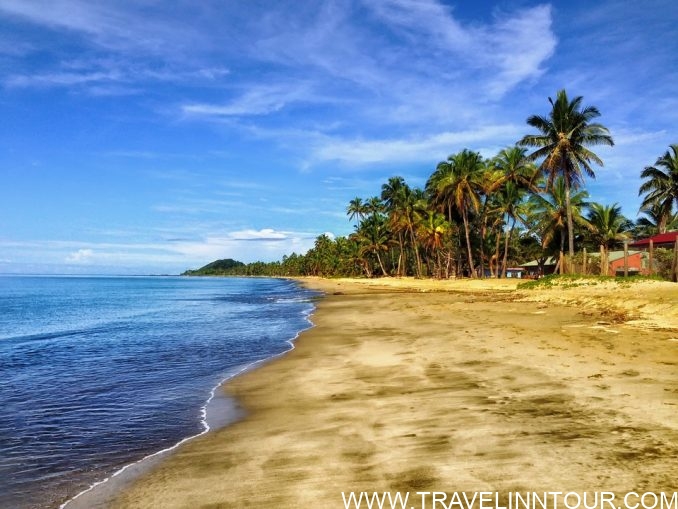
188 90 678 280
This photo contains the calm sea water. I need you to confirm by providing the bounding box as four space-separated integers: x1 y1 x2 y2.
0 276 317 509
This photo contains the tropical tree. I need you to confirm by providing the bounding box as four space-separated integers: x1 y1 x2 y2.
585 202 632 275
346 197 368 225
305 234 338 276
354 214 390 277
476 164 504 278
634 203 678 238
493 181 526 277
638 144 678 233
429 149 485 277
489 146 538 277
381 176 411 276
417 210 449 278
491 146 539 192
519 90 614 266
528 177 590 271
426 161 455 223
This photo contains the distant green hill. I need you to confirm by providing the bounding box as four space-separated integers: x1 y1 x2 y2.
182 258 246 276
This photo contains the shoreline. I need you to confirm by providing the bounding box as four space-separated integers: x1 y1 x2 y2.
106 277 677 507
60 362 255 509
59 289 318 509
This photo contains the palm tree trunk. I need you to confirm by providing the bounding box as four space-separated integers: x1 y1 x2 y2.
564 177 575 272
376 251 388 277
408 224 422 278
397 232 404 276
493 230 501 278
479 220 487 279
462 209 476 277
501 218 515 278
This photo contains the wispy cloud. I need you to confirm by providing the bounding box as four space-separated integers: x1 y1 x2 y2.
0 0 203 56
4 60 230 91
5 69 123 88
182 84 311 118
309 124 523 166
360 1 556 97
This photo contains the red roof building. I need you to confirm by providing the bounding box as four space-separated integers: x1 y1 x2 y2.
629 231 678 249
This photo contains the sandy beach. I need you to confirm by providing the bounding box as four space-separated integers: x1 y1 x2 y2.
106 277 678 508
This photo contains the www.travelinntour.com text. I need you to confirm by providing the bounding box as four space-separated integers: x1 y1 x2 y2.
341 491 678 509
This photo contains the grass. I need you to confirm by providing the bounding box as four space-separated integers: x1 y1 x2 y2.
517 274 665 290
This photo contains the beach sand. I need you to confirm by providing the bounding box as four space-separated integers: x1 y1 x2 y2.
107 277 678 508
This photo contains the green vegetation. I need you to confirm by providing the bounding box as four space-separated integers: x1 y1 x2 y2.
182 258 245 276
182 90 677 281
517 274 664 290
519 90 614 260
639 144 678 233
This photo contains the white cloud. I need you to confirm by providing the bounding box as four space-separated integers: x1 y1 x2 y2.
5 70 123 88
182 89 292 117
309 124 523 165
485 5 556 96
1 229 319 274
181 82 339 118
363 1 556 97
0 0 202 55
4 61 230 91
228 229 288 241
65 248 94 263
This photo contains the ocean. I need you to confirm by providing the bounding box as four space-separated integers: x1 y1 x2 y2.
0 276 318 509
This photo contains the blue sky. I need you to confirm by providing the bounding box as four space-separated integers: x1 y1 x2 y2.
0 0 676 274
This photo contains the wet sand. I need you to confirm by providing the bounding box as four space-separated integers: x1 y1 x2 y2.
107 277 678 508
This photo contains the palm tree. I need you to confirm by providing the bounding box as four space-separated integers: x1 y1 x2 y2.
489 146 538 277
494 181 526 277
381 177 409 276
354 214 389 277
638 144 678 233
476 164 504 278
585 202 632 275
426 161 455 223
346 197 367 225
429 149 485 277
519 90 614 265
404 189 428 278
634 203 678 237
491 146 539 192
528 177 590 267
365 196 385 219
417 210 449 278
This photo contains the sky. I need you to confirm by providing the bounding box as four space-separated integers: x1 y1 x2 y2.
0 0 676 274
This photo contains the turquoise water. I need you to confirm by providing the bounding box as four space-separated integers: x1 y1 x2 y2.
0 276 317 509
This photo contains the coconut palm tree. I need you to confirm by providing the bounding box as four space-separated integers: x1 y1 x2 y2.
638 144 678 233
528 177 590 262
491 146 539 192
381 177 410 276
429 149 485 277
489 146 538 277
519 90 614 265
426 161 455 223
346 197 367 225
417 210 449 278
476 164 504 278
634 203 678 237
493 181 526 277
354 214 390 277
585 202 632 275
